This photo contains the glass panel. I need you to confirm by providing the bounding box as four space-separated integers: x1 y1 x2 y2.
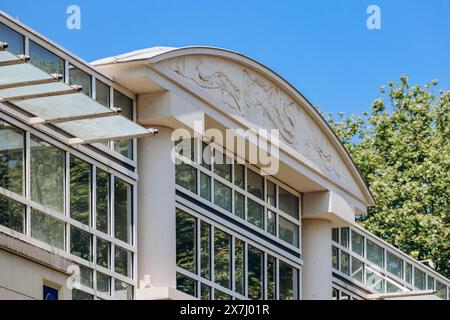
96 238 110 269
0 63 53 87
386 251 403 279
405 263 413 284
279 187 299 219
267 255 276 300
247 199 264 229
95 79 109 107
215 290 232 300
115 280 133 300
72 289 93 300
234 163 245 189
115 246 132 278
414 268 426 290
351 257 364 283
386 281 402 293
235 239 245 296
279 261 298 300
340 251 350 275
366 269 384 293
30 209 64 249
351 230 364 256
79 266 93 288
199 172 211 201
247 169 264 199
367 240 384 268
266 210 276 235
0 81 71 99
213 180 231 212
96 272 111 295
114 178 132 243
0 194 25 233
70 156 91 225
332 288 339 300
340 227 349 248
29 40 64 75
332 228 339 243
175 162 197 194
201 142 211 170
234 191 244 219
427 276 435 290
332 246 339 269
69 65 91 96
175 138 195 161
0 22 24 55
113 90 133 159
279 216 298 247
30 136 65 213
200 222 211 279
176 273 197 297
436 281 447 300
201 284 211 300
96 169 110 234
214 150 231 181
176 209 196 273
247 245 263 300
214 228 231 289
70 226 92 261
266 180 276 207
0 121 23 195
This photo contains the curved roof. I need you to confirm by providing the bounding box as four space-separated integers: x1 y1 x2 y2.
92 46 374 205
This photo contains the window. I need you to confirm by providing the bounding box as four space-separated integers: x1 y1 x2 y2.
266 180 276 207
279 261 298 300
405 263 413 284
332 246 339 269
414 268 426 290
214 150 231 181
332 228 339 243
234 192 244 219
366 269 384 293
267 255 276 300
366 240 384 268
351 257 364 283
386 251 403 279
115 246 132 278
0 121 24 195
113 90 133 159
201 142 211 170
215 290 232 300
30 209 65 249
0 194 25 233
201 284 211 300
247 245 263 300
234 163 245 189
427 276 435 290
175 138 195 161
247 169 264 199
30 136 65 213
235 239 245 296
266 210 276 235
69 65 91 96
214 228 231 289
176 209 196 273
72 289 93 300
0 22 24 55
386 281 402 293
200 222 211 279
340 227 349 248
114 178 132 243
279 187 299 219
436 281 448 300
175 162 197 194
97 272 111 295
79 265 93 288
247 199 264 229
95 80 110 107
70 226 92 261
351 230 364 256
115 280 133 300
199 173 211 201
213 180 231 212
96 238 110 268
70 156 91 225
29 40 64 75
279 216 298 247
96 169 110 233
176 273 197 297
340 251 350 275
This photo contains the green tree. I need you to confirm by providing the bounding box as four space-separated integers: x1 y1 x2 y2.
326 77 450 277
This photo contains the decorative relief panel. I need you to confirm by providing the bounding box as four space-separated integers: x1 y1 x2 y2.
160 55 357 189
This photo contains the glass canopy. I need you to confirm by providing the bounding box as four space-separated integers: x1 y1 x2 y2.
0 49 152 144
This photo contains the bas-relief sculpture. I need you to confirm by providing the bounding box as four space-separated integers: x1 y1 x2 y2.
161 55 357 189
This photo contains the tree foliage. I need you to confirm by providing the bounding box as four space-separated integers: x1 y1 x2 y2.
326 77 450 278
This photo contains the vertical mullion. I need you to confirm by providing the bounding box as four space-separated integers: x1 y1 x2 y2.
231 235 236 294
263 252 267 299
276 258 280 300
244 242 248 298
25 131 31 236
65 152 70 252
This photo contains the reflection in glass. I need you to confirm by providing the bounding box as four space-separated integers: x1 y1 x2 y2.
30 136 65 213
214 180 231 212
69 65 91 96
0 22 24 55
414 268 426 290
30 209 64 249
267 210 276 235
366 269 384 293
176 209 196 273
115 279 133 300
201 142 211 170
247 198 263 229
70 156 91 225
279 187 298 219
247 169 264 199
235 239 245 296
215 290 232 300
29 40 64 75
332 246 339 269
0 121 23 195
95 79 110 107
113 90 133 159
351 230 364 256
247 245 263 300
96 238 110 269
405 263 413 284
340 227 349 248
97 272 111 294
176 273 197 297
266 180 276 207
96 169 110 233
351 257 364 283
201 284 211 300
234 163 245 189
279 216 298 247
214 228 231 289
200 222 211 279
175 162 197 194
70 226 92 261
267 255 276 300
214 150 231 181
114 178 132 243
367 240 384 268
234 191 244 219
279 260 298 300
387 251 403 279
115 246 132 278
200 173 211 201
340 251 350 275
0 194 24 233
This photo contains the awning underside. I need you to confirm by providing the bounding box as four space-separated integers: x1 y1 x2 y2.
0 49 151 144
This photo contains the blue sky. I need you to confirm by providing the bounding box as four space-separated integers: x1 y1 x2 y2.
1 0 449 115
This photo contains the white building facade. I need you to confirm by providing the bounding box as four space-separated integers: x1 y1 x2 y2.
0 11 448 300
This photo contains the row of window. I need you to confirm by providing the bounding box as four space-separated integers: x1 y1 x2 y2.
176 208 300 300
175 139 300 248
332 227 448 299
0 22 134 159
